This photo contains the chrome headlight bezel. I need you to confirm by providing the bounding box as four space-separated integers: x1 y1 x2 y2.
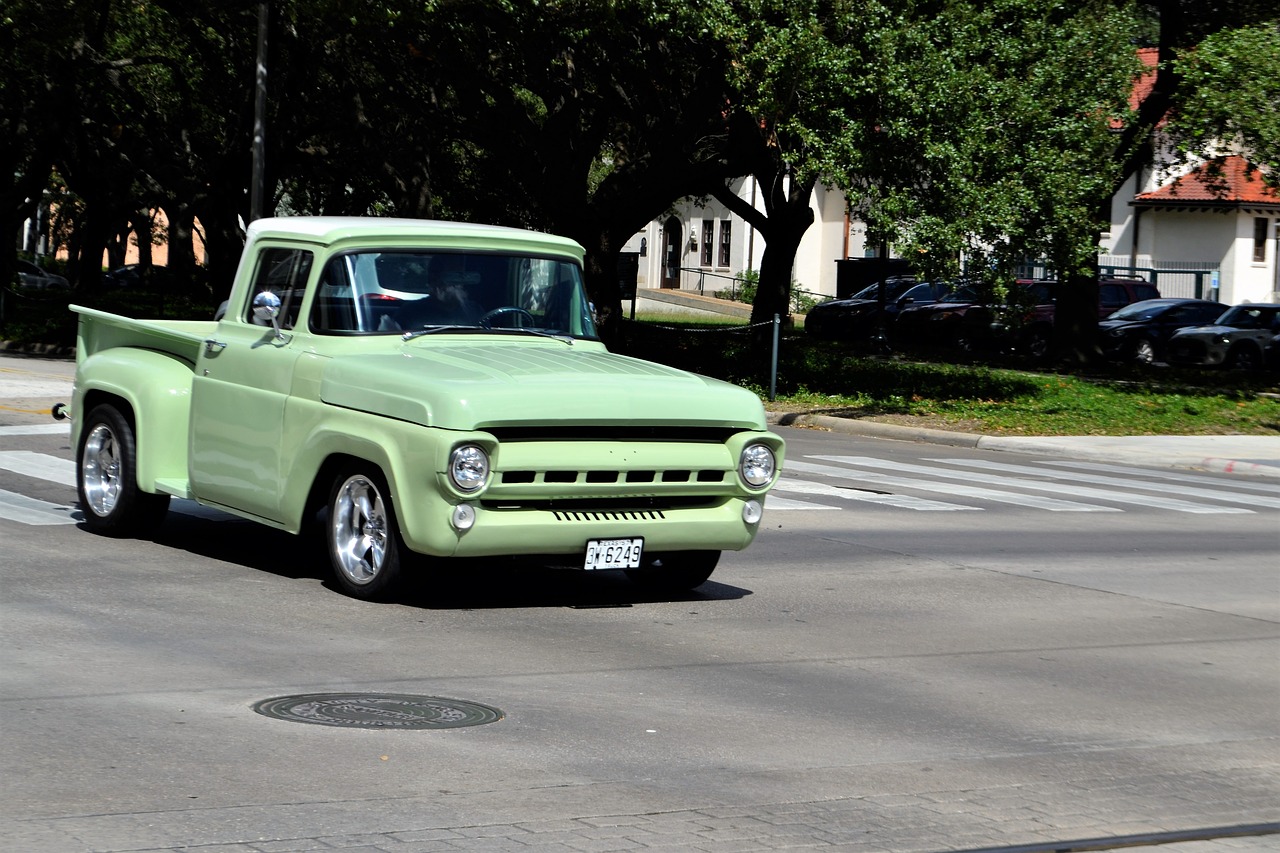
739 443 777 488
448 444 490 493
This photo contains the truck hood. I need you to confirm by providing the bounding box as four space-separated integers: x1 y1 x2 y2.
318 342 766 430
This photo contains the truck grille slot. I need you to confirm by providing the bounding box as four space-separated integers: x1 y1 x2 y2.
500 469 725 485
552 509 666 522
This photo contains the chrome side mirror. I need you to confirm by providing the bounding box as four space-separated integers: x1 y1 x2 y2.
251 290 288 340
252 290 282 323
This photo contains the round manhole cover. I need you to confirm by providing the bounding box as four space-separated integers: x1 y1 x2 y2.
252 693 504 729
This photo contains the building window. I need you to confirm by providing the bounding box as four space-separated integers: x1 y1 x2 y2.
701 220 714 266
719 220 731 267
1254 218 1269 263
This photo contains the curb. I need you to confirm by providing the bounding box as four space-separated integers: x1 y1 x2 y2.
766 411 1280 479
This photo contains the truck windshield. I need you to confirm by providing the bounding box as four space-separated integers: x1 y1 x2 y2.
310 250 598 339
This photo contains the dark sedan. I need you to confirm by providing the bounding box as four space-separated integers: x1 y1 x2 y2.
1097 298 1226 364
804 278 950 342
1167 303 1280 370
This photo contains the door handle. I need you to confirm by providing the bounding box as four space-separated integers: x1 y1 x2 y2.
204 338 227 354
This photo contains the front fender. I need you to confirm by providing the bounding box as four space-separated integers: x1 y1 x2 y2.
75 347 194 491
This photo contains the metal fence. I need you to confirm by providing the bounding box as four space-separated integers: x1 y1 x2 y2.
1017 257 1219 301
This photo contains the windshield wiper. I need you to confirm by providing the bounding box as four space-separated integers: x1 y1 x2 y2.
402 325 574 344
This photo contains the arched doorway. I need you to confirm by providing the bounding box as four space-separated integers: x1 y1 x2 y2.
660 217 682 289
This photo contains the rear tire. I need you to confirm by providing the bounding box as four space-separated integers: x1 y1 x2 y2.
77 403 170 537
326 464 406 600
625 550 720 593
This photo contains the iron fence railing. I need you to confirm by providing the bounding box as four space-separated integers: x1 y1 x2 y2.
1016 258 1219 301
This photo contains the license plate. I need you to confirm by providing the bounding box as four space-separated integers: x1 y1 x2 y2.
584 538 644 570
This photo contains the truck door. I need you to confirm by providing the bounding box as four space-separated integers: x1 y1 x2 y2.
189 247 312 521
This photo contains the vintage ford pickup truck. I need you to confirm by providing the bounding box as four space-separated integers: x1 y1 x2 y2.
62 217 783 599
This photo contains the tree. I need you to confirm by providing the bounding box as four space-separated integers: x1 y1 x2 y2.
1166 20 1280 175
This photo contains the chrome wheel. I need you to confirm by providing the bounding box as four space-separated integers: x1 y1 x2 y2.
326 465 407 600
331 474 390 587
76 403 170 536
81 422 122 517
1133 338 1156 365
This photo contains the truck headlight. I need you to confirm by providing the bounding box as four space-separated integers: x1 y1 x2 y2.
449 444 489 492
739 443 776 488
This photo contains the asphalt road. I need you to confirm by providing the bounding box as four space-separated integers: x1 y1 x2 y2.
0 366 1277 852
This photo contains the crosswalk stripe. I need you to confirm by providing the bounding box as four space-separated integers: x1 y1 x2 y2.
933 458 1280 509
773 476 981 511
0 423 70 436
1036 460 1280 496
811 456 1253 514
0 488 78 525
766 495 843 511
785 459 1119 512
0 451 76 486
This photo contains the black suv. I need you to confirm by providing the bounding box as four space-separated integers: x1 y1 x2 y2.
1097 298 1226 364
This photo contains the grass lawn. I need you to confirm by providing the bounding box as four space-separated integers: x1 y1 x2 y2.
622 314 1280 437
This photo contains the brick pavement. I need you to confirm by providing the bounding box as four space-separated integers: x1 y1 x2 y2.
16 763 1273 853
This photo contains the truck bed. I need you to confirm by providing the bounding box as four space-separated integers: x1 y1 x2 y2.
72 305 217 366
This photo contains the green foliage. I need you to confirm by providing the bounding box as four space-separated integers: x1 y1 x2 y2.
1170 21 1280 174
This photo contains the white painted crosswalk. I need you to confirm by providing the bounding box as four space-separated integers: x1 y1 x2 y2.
0 448 1276 525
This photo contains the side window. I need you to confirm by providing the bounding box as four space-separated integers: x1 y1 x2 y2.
1192 304 1223 323
1099 284 1126 307
248 248 312 330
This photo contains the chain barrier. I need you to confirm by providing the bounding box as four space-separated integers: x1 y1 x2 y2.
621 314 783 401
626 318 776 334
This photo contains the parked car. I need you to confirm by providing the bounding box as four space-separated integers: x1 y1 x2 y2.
102 263 176 289
893 280 1039 352
804 277 950 341
898 277 1161 357
1166 303 1280 370
992 277 1162 358
1096 298 1226 364
15 260 69 290
1266 332 1280 373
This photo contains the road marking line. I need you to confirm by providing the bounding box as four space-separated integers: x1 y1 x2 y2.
0 451 76 486
0 488 78 525
0 423 70 436
811 456 1253 514
786 459 1118 512
933 458 1280 509
774 477 981 511
1036 459 1280 495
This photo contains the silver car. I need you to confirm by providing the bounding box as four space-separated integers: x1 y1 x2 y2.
16 260 70 290
1166 304 1280 370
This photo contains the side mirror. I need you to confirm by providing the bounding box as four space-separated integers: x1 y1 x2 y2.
252 289 282 322
252 290 286 340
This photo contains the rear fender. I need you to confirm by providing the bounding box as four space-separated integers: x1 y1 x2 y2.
75 348 194 491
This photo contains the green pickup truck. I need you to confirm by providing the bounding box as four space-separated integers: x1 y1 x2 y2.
62 217 783 599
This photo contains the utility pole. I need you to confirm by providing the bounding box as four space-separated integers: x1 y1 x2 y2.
249 0 269 222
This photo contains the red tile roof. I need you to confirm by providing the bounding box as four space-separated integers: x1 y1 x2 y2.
1134 155 1280 209
1112 48 1160 130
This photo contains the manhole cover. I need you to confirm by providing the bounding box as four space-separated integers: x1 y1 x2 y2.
252 693 503 729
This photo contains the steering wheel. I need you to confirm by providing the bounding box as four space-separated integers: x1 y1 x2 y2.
478 306 535 329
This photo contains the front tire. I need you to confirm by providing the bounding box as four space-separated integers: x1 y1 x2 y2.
77 403 170 537
625 550 720 593
1226 344 1261 371
327 465 406 600
1132 337 1156 365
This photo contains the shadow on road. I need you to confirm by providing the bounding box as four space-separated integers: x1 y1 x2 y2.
125 506 754 610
